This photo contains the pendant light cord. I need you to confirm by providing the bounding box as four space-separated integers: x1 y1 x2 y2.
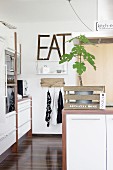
67 0 93 31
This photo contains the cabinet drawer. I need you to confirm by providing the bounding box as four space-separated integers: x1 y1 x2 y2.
18 99 31 111
0 130 16 155
18 108 30 127
6 112 16 133
18 121 31 139
0 112 16 134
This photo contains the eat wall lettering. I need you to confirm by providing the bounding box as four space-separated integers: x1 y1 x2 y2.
37 33 71 60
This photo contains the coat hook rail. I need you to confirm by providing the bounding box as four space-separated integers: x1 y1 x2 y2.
40 78 65 87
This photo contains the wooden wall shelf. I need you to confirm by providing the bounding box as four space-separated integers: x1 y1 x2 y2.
40 78 65 87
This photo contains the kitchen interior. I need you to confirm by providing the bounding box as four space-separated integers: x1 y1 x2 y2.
0 0 113 170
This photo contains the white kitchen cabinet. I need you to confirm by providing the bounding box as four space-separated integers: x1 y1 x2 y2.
0 38 5 123
18 98 31 139
0 25 20 157
66 114 106 170
106 115 113 170
0 112 16 155
18 121 31 139
0 24 15 52
0 130 16 155
63 110 113 170
0 27 18 117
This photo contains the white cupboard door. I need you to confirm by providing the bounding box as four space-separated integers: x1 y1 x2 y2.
66 114 106 170
107 115 113 170
0 39 5 123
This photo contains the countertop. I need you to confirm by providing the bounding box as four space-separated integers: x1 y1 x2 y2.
63 107 113 115
18 96 32 102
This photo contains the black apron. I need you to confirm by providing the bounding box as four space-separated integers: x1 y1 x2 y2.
45 90 52 127
57 90 63 124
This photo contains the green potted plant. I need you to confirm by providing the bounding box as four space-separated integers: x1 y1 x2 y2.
59 35 96 86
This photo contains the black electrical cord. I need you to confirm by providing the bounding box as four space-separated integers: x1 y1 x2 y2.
67 0 93 31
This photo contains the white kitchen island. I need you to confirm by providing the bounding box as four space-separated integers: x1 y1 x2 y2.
62 109 113 170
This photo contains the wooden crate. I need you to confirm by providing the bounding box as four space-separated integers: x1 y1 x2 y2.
64 86 105 110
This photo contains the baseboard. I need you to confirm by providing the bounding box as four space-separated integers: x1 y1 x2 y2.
18 133 28 145
32 134 62 137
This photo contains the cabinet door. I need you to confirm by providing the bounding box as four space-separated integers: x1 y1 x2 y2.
107 115 113 170
18 99 31 139
66 114 106 170
0 39 5 123
18 107 30 127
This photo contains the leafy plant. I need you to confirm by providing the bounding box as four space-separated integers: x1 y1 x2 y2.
59 35 96 86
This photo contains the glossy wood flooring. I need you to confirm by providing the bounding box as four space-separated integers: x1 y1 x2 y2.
0 136 62 170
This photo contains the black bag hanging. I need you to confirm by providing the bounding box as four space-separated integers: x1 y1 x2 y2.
57 90 63 124
45 90 52 127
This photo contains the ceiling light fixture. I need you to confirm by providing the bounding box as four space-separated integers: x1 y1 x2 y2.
0 21 16 29
67 0 92 31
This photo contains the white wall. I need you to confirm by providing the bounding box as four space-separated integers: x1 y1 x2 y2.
16 0 97 134
98 0 113 20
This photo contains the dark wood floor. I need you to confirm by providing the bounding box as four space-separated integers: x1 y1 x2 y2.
0 136 62 170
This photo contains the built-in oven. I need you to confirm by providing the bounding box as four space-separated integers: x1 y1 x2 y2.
5 50 15 114
6 87 15 113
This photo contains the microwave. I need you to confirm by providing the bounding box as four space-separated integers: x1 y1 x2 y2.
17 80 29 97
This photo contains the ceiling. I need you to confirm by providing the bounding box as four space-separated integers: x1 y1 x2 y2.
0 0 97 23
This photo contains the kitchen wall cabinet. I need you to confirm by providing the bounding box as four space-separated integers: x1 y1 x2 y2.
0 24 15 52
62 109 113 170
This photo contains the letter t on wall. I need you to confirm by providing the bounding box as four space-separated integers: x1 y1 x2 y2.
56 33 71 55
